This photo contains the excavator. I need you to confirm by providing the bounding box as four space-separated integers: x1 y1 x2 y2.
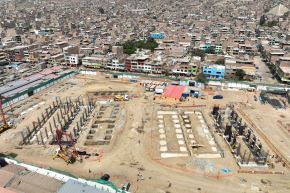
0 95 14 134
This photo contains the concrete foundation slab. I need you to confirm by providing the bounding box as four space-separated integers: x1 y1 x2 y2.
160 146 168 152
176 134 183 139
160 140 167 146
179 146 187 152
161 153 188 158
175 129 182 133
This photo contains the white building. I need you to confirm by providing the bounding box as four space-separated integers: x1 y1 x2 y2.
68 55 79 66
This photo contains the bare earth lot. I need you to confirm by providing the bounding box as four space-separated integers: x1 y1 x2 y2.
1 73 290 193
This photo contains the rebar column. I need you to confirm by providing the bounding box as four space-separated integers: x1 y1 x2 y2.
241 150 247 164
37 117 42 128
77 122 80 131
44 127 49 139
45 108 49 118
57 112 61 125
21 132 26 145
32 122 37 134
60 107 64 118
40 132 44 145
73 127 77 138
26 126 31 140
246 152 251 164
42 112 46 122
52 101 56 108
49 124 55 142
36 133 40 144
53 117 57 128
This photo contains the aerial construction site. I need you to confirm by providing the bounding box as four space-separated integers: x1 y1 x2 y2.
0 72 290 193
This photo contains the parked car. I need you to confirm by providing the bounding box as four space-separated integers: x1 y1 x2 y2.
213 95 223 99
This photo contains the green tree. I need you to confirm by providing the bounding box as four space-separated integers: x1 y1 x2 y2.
206 46 215 54
235 69 246 80
144 38 158 52
196 73 208 83
267 20 278 27
259 15 266 26
215 58 225 65
191 49 206 61
98 7 105 14
122 38 158 55
123 41 137 55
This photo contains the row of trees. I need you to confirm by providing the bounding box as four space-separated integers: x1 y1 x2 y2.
121 38 158 55
191 47 219 61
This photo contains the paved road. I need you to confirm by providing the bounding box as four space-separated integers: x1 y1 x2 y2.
253 56 278 84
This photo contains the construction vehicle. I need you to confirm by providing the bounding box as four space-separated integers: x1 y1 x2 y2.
52 128 79 164
0 95 14 134
53 148 76 164
114 95 129 101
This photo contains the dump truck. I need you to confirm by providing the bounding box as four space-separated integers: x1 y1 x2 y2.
114 95 129 101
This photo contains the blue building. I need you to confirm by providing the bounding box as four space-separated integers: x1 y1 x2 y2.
149 32 165 39
202 64 225 80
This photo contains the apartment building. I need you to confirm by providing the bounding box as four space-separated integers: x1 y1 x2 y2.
68 54 79 66
63 45 80 65
202 64 225 80
276 57 290 83
105 59 125 71
82 56 107 68
269 50 285 65
225 58 256 80
125 53 150 72
50 53 65 64
0 52 9 66
171 57 199 77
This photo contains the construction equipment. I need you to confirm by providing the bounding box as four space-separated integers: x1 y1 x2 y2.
114 95 129 101
53 148 76 164
53 128 79 164
0 95 14 134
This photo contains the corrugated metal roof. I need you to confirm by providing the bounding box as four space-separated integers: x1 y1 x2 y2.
40 69 53 75
43 74 59 79
163 85 185 99
57 179 111 193
0 74 44 95
51 66 63 71
2 79 43 98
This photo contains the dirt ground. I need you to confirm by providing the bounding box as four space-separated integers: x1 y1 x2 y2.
1 73 290 193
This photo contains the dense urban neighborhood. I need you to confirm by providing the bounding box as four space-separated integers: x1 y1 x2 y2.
0 0 290 193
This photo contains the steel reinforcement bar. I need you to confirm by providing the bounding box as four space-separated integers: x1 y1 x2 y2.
235 108 290 170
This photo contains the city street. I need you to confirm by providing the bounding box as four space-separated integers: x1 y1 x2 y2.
253 56 278 84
